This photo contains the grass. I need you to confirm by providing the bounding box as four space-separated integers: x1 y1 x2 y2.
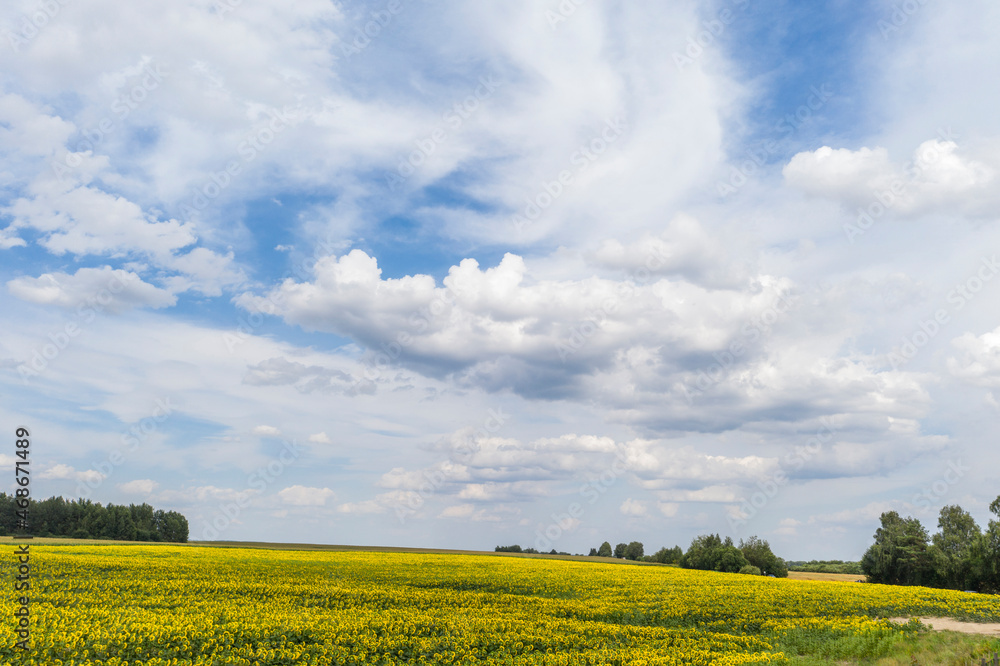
781 619 1000 665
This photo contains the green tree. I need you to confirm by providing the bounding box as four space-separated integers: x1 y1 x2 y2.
625 541 644 561
597 541 613 557
680 534 748 573
739 536 788 578
613 542 627 559
970 496 1000 593
931 504 980 590
157 511 189 543
861 511 937 586
739 565 762 575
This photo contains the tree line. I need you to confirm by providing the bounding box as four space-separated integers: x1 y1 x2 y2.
787 560 862 575
861 498 1000 592
0 494 189 543
496 535 786 577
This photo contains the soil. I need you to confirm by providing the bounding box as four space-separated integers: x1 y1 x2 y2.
889 617 1000 636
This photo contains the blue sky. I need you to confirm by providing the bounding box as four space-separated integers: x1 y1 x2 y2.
2 0 1000 560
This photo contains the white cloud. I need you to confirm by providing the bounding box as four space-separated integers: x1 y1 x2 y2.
119 479 158 494
439 504 474 519
658 502 680 518
5 182 198 258
337 499 387 515
7 267 176 313
236 249 797 402
252 425 282 437
783 139 997 217
39 463 76 480
76 469 104 484
620 498 647 516
590 214 752 288
773 518 801 536
278 485 335 506
948 326 1000 387
308 432 331 444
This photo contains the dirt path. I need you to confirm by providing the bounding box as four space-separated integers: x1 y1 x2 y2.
889 617 1000 636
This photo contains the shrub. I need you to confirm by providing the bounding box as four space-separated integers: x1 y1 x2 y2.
739 565 762 576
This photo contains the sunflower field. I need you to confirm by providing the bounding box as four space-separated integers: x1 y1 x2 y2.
1 544 999 665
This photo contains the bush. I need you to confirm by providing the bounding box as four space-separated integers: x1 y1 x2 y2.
495 545 523 553
739 565 762 576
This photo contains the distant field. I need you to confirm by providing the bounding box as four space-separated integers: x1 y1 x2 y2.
0 536 868 579
5 542 1000 664
787 571 867 583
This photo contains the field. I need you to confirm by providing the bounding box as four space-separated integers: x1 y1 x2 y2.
2 544 1000 665
786 571 866 583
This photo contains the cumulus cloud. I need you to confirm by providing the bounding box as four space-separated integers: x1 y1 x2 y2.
773 518 800 536
277 485 335 506
439 504 475 519
7 266 176 313
658 502 680 518
620 498 647 516
76 469 105 485
337 499 388 515
39 463 77 480
783 138 997 217
236 250 798 403
119 479 158 494
3 165 197 258
251 425 282 437
589 214 752 289
948 326 1000 387
308 432 331 444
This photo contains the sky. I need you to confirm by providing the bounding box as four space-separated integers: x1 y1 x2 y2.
1 0 998 561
